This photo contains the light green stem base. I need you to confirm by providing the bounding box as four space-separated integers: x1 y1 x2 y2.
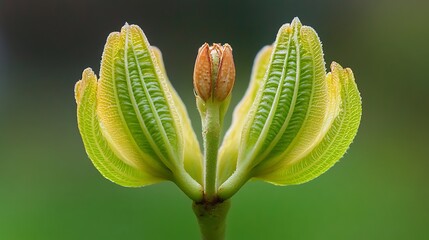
192 200 231 240
203 103 221 201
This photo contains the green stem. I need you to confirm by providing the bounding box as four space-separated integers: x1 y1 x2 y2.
193 200 231 240
203 102 221 202
174 168 203 202
217 165 251 200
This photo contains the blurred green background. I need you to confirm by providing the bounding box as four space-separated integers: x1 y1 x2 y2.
1 0 428 239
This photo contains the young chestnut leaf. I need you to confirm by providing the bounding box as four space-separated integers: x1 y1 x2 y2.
217 18 361 199
75 24 202 201
151 46 203 186
75 69 163 186
217 45 273 186
254 62 361 185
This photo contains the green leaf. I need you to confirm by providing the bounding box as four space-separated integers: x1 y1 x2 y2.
255 62 362 185
76 24 203 200
237 18 328 171
218 18 361 199
75 68 164 186
253 21 330 175
151 46 203 185
217 45 272 186
97 24 183 174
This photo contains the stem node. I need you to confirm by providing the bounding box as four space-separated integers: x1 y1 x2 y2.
193 200 231 240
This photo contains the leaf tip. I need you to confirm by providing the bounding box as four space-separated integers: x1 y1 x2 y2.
330 61 342 71
120 22 132 35
291 17 301 26
75 68 96 104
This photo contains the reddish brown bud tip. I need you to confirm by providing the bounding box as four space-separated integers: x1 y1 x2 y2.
215 44 235 101
193 43 236 102
193 43 212 101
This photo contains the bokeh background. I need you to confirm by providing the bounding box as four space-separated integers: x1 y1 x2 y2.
1 0 428 239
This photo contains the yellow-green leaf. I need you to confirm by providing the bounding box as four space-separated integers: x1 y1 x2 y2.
75 68 164 186
255 62 362 185
217 45 272 186
236 17 329 173
252 22 329 176
217 18 361 200
97 24 182 175
151 46 203 184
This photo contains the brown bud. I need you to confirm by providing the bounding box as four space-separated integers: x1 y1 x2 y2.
215 44 235 101
193 43 235 102
193 43 212 101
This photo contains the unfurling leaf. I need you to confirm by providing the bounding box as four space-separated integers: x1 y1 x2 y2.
217 45 273 185
75 68 163 186
254 62 361 185
218 18 361 198
75 24 202 200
